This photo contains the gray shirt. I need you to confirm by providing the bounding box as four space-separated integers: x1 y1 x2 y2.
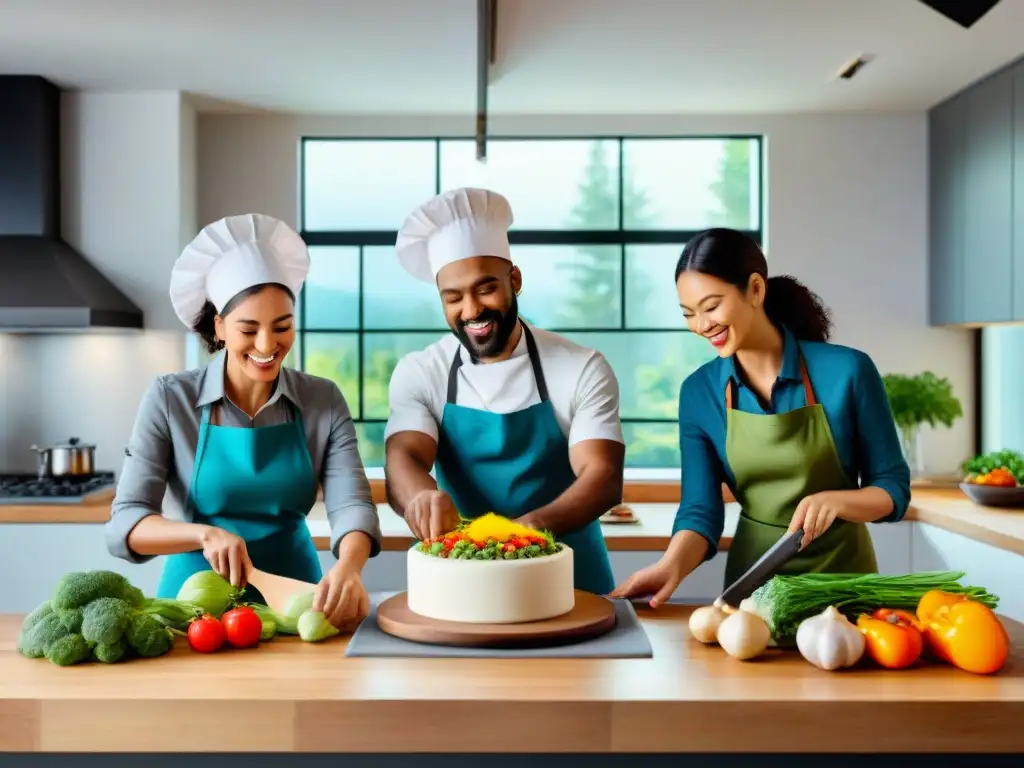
106 350 383 564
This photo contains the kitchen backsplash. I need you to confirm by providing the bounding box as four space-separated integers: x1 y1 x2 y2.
0 331 186 475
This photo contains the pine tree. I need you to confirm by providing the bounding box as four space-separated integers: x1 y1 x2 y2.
557 142 656 327
709 140 753 228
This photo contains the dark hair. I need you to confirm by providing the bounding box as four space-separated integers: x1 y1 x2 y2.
192 282 296 354
674 228 833 343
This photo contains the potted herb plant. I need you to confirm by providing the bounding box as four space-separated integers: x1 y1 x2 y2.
882 372 963 478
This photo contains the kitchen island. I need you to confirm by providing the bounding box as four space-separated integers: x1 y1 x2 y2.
1 603 1021 762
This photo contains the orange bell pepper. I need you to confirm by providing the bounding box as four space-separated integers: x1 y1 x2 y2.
856 609 924 669
916 593 1009 675
916 590 968 662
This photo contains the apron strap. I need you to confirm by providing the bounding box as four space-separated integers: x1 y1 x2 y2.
724 355 817 410
445 322 550 405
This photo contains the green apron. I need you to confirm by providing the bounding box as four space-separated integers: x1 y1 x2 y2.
723 350 878 587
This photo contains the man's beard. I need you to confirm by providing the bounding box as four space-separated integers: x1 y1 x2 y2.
453 294 520 361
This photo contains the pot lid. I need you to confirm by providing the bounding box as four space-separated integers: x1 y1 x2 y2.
56 437 95 449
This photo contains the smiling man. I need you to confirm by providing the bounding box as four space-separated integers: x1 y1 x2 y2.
382 187 625 595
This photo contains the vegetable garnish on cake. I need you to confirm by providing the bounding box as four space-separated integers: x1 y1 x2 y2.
415 512 563 560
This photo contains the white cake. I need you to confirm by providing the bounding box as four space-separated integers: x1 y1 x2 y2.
406 542 576 625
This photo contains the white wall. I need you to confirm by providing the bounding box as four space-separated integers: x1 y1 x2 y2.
197 111 975 474
0 91 197 475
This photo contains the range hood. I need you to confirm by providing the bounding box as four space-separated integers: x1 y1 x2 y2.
0 76 144 331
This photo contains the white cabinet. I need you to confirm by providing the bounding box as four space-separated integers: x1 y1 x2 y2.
0 523 406 613
912 523 1024 622
3 519 1013 618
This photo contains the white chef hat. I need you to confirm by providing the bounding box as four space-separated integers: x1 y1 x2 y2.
395 187 514 283
169 213 310 327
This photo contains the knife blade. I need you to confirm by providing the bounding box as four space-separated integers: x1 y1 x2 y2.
718 529 804 608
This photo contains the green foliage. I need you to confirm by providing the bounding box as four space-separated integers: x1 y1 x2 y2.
557 141 653 328
882 372 963 430
960 450 1024 484
709 141 753 228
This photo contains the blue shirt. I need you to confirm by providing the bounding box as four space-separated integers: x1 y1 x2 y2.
672 325 911 557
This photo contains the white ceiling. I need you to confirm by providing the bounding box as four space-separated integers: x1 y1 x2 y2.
1 0 1023 114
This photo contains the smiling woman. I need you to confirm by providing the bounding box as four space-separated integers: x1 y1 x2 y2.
105 214 383 632
611 228 911 607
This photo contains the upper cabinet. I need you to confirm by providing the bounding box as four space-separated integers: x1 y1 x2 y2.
928 59 1024 326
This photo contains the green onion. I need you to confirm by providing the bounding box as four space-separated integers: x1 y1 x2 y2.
748 570 999 642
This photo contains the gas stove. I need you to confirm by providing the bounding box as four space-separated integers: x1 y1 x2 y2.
0 472 116 505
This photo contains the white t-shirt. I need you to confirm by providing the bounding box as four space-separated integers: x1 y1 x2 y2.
384 323 624 447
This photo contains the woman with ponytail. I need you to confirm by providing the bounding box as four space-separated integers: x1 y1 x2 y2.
611 228 910 607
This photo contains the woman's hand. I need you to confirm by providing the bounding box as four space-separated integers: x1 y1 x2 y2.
313 562 371 631
198 526 252 589
788 491 843 549
609 555 686 608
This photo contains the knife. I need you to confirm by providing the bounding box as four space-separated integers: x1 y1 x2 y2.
717 529 804 608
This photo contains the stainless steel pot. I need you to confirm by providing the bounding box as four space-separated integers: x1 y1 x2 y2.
30 437 97 478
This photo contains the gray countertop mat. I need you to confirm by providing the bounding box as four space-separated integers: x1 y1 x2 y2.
344 592 654 658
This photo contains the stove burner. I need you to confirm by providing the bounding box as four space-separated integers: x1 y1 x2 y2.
0 472 116 504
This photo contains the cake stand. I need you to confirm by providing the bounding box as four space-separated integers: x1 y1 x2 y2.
376 589 617 648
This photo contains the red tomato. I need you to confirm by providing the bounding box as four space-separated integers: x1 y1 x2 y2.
221 606 263 649
187 615 226 653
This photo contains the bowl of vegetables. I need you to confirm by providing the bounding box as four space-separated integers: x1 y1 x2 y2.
959 450 1024 508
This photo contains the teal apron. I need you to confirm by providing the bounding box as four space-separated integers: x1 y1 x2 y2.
433 323 616 595
155 400 323 602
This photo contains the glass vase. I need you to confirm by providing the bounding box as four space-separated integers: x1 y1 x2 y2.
899 425 926 479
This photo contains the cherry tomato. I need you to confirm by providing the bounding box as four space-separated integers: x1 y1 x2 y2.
187 615 226 653
221 606 263 649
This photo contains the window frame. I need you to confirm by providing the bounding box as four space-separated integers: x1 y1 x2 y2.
297 134 765 469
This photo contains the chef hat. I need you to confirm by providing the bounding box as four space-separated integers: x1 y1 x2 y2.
169 213 310 327
395 187 514 283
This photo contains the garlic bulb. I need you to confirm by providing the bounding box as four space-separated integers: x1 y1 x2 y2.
688 604 727 643
795 605 865 671
716 608 771 660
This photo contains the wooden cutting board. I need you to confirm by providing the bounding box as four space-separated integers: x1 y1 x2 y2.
245 567 316 614
376 590 617 648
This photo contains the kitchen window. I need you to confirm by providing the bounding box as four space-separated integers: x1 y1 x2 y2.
297 135 765 471
980 326 1024 454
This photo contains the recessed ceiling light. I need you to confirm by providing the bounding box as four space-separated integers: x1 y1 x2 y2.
836 54 876 80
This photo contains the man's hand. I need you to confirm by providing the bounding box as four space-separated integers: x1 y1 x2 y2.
788 491 844 549
404 489 461 540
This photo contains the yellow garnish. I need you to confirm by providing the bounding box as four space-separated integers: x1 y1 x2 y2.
459 512 539 542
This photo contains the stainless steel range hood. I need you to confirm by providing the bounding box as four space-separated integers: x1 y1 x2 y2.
0 76 144 331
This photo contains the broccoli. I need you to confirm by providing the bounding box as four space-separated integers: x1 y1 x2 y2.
93 638 128 664
51 570 143 611
17 612 71 658
125 613 174 658
20 571 193 666
81 597 133 646
56 607 84 633
20 601 54 634
46 633 91 666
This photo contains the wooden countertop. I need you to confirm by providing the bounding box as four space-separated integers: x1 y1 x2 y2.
4 485 1024 556
0 604 1020 753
